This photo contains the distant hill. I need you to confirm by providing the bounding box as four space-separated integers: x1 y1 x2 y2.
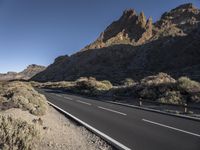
32 3 200 83
0 64 46 81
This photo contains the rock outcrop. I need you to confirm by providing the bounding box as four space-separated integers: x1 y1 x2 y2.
83 9 153 50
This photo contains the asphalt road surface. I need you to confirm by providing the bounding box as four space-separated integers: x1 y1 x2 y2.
38 89 200 150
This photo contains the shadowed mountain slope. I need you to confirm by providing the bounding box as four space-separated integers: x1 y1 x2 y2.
32 3 200 83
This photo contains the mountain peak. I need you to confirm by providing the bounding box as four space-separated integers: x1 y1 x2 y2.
120 9 137 20
154 3 200 36
83 9 153 50
172 3 195 10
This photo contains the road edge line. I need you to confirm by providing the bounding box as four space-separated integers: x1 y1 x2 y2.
47 101 132 150
107 101 200 122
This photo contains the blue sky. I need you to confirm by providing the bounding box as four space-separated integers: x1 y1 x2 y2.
0 0 199 73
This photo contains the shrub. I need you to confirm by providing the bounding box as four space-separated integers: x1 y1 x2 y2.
157 91 184 105
0 115 39 150
141 73 176 86
139 88 157 99
110 86 136 97
76 77 112 91
177 77 200 103
177 77 200 93
1 82 48 116
101 80 113 89
122 78 135 86
30 81 74 89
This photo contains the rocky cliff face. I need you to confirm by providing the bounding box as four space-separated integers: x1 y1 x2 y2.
83 9 153 50
0 64 46 81
32 3 200 83
153 3 200 39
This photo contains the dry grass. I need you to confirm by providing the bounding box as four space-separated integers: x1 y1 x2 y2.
0 115 39 150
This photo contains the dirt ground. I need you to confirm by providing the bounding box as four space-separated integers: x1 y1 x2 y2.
0 106 112 150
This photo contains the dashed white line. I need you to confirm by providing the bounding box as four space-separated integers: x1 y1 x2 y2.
64 96 73 100
142 119 200 138
76 100 92 106
98 106 127 116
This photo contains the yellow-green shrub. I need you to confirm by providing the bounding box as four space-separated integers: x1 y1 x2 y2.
0 115 39 150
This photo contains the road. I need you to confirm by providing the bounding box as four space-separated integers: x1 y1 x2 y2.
38 88 200 150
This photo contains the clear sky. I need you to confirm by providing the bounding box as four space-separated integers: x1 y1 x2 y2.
0 0 199 73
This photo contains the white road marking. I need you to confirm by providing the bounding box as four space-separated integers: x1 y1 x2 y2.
76 100 91 106
98 106 127 116
47 101 132 150
142 119 200 138
55 94 62 97
64 96 73 100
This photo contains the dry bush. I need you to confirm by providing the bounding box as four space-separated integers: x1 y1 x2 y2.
0 82 48 116
177 77 200 103
0 115 39 150
122 78 136 86
76 77 112 91
30 81 75 89
29 81 41 87
177 77 200 93
141 72 176 86
74 77 112 96
139 88 158 99
157 91 184 104
138 74 200 104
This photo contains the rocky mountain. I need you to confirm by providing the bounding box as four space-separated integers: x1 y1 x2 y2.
32 3 200 83
0 64 46 81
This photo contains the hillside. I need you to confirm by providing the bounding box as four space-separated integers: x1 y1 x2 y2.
32 3 200 83
0 64 46 81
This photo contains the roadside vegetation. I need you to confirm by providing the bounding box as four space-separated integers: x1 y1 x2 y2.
32 73 200 105
0 115 39 150
0 81 48 116
31 77 113 96
0 81 112 150
0 81 47 149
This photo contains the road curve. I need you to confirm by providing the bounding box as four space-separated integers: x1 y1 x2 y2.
38 89 200 150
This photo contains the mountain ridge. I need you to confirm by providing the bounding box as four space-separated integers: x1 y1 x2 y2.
0 64 46 81
32 3 200 83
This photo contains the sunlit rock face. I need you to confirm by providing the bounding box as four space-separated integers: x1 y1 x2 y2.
82 9 153 50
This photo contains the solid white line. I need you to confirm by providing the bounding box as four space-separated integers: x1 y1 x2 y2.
64 96 73 100
142 119 200 138
76 100 91 106
98 106 127 116
47 101 131 150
